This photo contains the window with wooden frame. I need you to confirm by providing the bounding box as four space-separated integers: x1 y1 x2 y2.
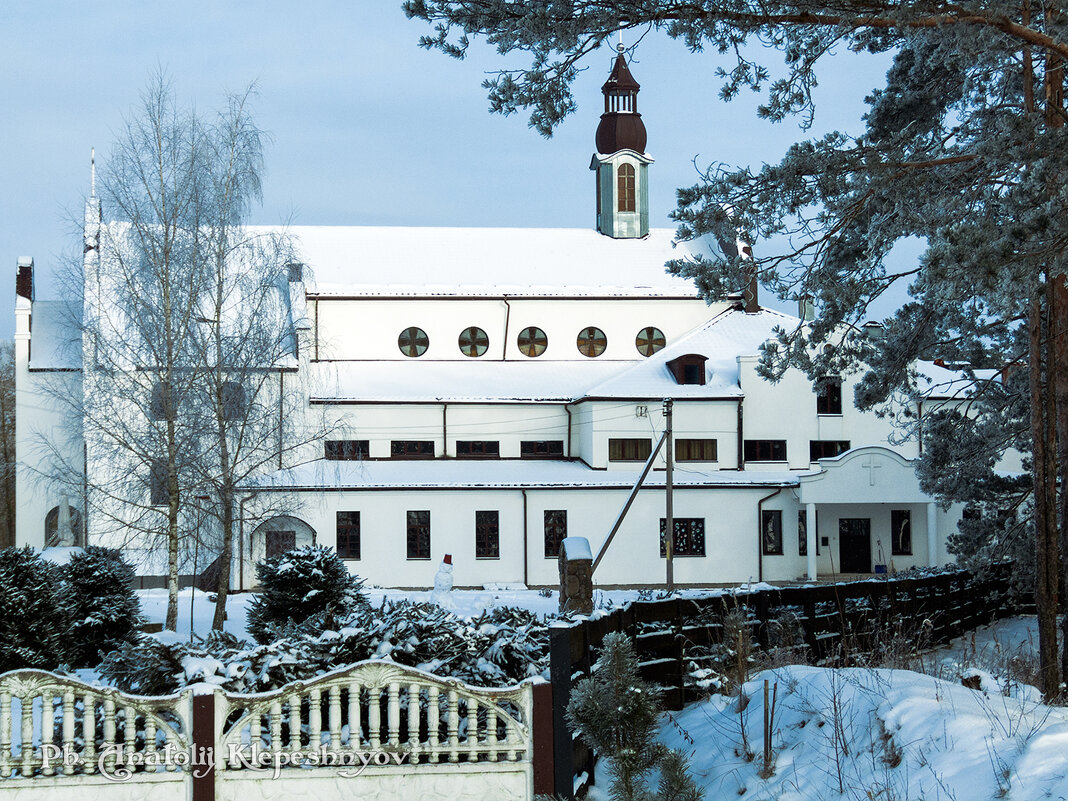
635 327 665 356
221 381 245 420
744 440 787 462
659 518 705 557
391 440 435 459
325 440 369 460
336 511 360 559
675 439 717 462
398 327 429 357
475 510 500 559
617 163 636 212
458 326 489 357
809 440 851 461
609 438 652 462
406 510 431 559
891 509 912 555
149 459 169 506
517 326 548 357
456 441 500 458
798 510 807 556
762 509 784 555
816 377 843 415
521 440 564 459
544 510 567 557
576 326 607 357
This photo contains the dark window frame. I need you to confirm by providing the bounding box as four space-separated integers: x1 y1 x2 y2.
521 440 565 459
816 377 843 415
617 163 636 212
220 381 245 420
336 511 361 560
798 510 807 556
891 509 912 556
406 510 431 560
456 441 500 459
762 509 784 555
544 510 567 558
675 438 718 462
659 518 706 557
391 440 435 459
458 326 490 358
398 327 429 358
744 440 788 462
475 510 500 559
809 440 851 461
517 326 548 358
325 440 370 461
577 326 608 358
149 459 169 506
635 327 665 357
609 438 653 462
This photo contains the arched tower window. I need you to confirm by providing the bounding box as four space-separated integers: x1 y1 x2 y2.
617 164 636 213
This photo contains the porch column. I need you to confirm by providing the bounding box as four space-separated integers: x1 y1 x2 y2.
926 502 938 566
806 502 817 580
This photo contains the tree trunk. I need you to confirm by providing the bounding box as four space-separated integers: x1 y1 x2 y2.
212 483 234 631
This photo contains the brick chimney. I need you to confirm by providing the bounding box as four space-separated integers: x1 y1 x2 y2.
16 257 34 302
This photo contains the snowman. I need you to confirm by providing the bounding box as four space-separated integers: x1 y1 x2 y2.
430 554 454 607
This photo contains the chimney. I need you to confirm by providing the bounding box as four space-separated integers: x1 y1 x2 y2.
798 295 815 322
16 257 34 302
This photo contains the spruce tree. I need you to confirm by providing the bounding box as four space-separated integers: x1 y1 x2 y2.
60 546 143 667
0 547 70 671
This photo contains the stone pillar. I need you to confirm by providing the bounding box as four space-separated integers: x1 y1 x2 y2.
927 502 938 566
806 503 817 581
558 536 593 615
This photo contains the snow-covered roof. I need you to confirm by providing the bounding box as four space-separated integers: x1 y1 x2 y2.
915 361 1000 400
282 226 715 298
247 458 801 491
28 301 81 370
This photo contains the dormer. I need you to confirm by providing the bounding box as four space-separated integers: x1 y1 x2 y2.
667 353 707 385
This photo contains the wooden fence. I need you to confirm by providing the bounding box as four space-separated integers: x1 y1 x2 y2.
549 565 1026 799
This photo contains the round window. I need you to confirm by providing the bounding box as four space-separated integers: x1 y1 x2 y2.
398 327 429 357
576 326 607 357
635 327 666 356
458 326 489 357
517 326 548 357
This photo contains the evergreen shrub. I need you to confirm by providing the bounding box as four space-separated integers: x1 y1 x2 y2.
0 547 71 672
60 546 143 666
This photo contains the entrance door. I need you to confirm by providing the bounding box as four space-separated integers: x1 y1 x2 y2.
265 530 296 558
839 519 871 573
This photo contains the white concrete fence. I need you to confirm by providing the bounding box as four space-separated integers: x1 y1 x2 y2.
0 661 546 801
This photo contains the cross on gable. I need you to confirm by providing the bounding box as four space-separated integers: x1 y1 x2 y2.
861 455 882 486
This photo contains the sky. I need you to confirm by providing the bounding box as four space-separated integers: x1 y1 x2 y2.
0 2 908 336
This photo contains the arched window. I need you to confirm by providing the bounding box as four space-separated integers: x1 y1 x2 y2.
617 163 636 213
398 327 429 357
221 382 245 420
45 505 83 548
517 326 548 357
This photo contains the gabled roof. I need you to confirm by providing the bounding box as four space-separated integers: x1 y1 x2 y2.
915 360 1000 400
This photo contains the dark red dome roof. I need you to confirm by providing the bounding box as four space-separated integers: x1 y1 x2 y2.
595 51 647 154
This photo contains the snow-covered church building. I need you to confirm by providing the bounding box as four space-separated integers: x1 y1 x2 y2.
15 52 971 589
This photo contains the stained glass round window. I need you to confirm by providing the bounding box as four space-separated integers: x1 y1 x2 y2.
635 327 666 356
517 326 548 357
458 326 489 357
398 327 429 357
576 326 607 357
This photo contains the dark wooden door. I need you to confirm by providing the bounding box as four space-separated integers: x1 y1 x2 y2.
839 518 871 573
266 530 296 558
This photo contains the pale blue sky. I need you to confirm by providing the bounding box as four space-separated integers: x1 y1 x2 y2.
0 2 906 335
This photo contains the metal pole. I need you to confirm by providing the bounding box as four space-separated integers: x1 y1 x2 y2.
665 398 674 591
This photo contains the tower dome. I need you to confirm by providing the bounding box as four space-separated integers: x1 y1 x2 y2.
595 47 647 154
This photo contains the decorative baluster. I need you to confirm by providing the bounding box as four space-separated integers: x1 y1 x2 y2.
368 686 381 751
505 710 519 762
62 690 75 776
447 688 460 763
486 704 498 763
466 696 479 761
0 689 10 778
249 706 262 759
270 700 283 756
309 688 322 750
41 692 55 776
102 696 116 773
407 683 421 762
347 682 361 748
123 705 136 766
20 695 33 777
144 716 157 763
427 686 440 763
163 725 178 772
387 683 400 747
329 685 342 752
289 693 302 754
83 695 97 774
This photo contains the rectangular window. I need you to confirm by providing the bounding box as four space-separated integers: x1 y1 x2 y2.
762 509 784 555
609 438 652 462
816 377 843 415
798 510 807 557
149 459 169 506
659 518 706 557
406 510 431 559
544 510 567 558
744 440 787 462
891 509 912 556
521 440 565 459
391 441 435 459
475 510 500 559
456 441 500 458
809 440 851 461
336 511 360 559
325 440 370 461
675 438 718 462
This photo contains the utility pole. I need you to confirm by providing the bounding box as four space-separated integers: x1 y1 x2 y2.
664 398 674 591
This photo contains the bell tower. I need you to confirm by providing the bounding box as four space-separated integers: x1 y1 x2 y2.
591 45 653 238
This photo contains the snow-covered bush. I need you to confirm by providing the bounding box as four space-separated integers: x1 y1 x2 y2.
567 632 701 801
59 546 143 667
0 547 70 671
247 545 369 643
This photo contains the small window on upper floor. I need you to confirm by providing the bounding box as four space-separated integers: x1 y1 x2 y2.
521 440 564 459
666 354 707 385
391 440 435 459
816 377 843 415
617 163 636 212
456 441 500 458
635 327 665 357
325 440 369 461
809 440 850 461
221 382 245 420
676 439 717 462
458 327 489 358
398 327 429 358
517 326 548 358
609 438 652 462
744 440 787 462
577 327 607 357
